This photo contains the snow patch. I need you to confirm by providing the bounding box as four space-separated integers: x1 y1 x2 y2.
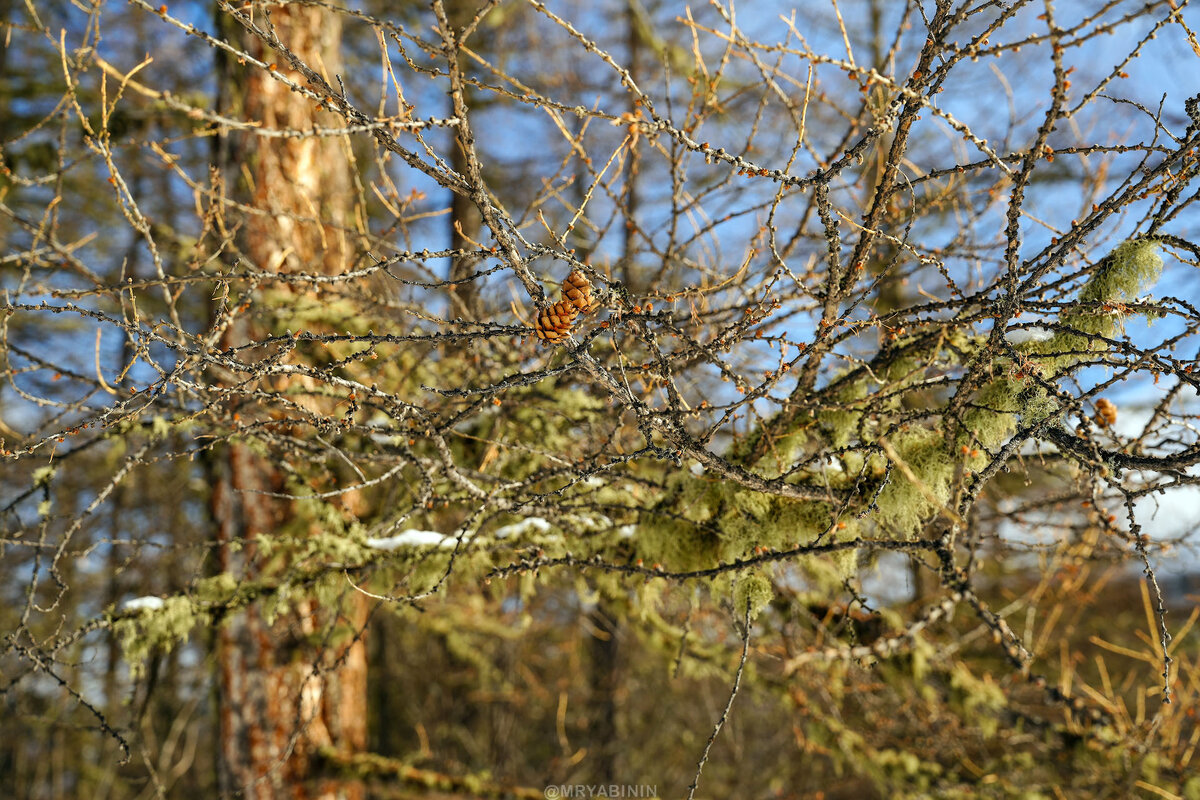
1004 327 1054 344
494 517 552 539
366 530 453 550
122 596 165 612
577 514 613 531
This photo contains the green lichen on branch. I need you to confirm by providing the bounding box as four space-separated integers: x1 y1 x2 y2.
113 596 209 679
734 573 773 620
1019 239 1164 365
630 238 1167 567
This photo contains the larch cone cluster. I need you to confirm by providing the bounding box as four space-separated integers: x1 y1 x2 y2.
533 269 596 343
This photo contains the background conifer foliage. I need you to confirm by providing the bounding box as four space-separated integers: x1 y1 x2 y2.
3 0 1200 797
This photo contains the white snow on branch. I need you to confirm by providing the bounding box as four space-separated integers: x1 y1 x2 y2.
122 596 165 612
616 524 637 538
1004 327 1054 344
366 530 454 550
577 514 613 531
494 517 552 539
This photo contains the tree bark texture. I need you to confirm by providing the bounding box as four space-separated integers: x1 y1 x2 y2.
212 5 367 799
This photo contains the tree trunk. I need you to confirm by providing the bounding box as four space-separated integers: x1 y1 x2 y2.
586 602 619 782
449 136 482 319
212 5 366 799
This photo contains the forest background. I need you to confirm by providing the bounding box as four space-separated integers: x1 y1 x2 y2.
4 0 1200 798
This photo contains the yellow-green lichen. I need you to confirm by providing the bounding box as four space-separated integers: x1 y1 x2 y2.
966 238 1165 453
963 376 1023 449
1080 239 1163 304
874 428 956 539
734 573 773 620
635 515 718 570
1043 238 1163 362
114 596 209 678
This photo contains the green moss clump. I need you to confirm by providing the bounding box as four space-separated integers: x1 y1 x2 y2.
963 376 1022 449
114 596 209 678
966 238 1166 450
636 515 719 569
1079 239 1162 304
1018 387 1059 426
675 473 727 523
731 489 773 519
195 572 239 604
815 377 871 449
1049 238 1163 361
734 573 773 621
819 407 863 449
874 429 955 539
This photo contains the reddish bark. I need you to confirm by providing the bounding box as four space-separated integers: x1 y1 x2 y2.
213 6 366 799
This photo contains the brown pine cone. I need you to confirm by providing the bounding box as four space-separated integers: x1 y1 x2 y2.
533 299 580 342
1094 398 1117 427
561 269 593 312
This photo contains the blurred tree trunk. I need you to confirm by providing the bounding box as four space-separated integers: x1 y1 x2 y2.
446 1 482 321
448 133 482 319
211 5 367 799
586 602 620 781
